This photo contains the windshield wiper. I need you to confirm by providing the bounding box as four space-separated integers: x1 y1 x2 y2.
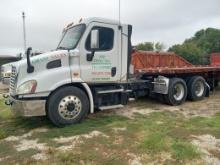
57 46 68 50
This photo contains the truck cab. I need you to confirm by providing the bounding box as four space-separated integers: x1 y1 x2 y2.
7 18 136 126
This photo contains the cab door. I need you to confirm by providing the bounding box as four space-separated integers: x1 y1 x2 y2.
79 22 121 83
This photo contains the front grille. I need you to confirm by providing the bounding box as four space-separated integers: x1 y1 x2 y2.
10 66 17 95
0 67 4 81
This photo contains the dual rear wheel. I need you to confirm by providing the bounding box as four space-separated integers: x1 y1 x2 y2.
164 76 207 106
187 76 207 101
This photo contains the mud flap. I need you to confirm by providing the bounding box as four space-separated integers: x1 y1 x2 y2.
205 82 210 97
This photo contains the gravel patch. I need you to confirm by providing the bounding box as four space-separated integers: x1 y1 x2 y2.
4 128 48 142
127 153 143 165
15 139 48 152
54 130 109 151
192 134 220 165
32 153 48 161
0 156 10 162
112 91 220 119
113 127 127 132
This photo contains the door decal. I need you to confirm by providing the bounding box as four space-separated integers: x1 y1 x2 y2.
91 55 112 81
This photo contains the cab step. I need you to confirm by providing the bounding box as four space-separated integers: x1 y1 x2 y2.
97 89 124 94
99 104 124 110
129 98 135 101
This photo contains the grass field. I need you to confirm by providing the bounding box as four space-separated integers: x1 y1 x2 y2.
0 90 220 164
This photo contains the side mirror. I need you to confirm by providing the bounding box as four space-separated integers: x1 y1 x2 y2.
26 47 34 73
87 29 99 61
26 47 32 56
91 29 99 49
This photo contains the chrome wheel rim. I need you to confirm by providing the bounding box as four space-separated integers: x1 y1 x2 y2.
195 81 205 97
58 95 82 120
173 83 185 101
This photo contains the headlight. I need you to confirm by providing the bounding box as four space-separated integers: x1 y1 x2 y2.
5 73 11 77
17 80 37 95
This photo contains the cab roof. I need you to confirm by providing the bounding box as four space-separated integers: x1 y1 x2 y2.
82 17 120 25
64 17 123 31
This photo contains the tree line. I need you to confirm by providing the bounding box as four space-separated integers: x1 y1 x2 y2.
135 28 220 65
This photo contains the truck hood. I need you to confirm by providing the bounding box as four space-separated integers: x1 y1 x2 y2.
9 50 70 96
13 50 68 70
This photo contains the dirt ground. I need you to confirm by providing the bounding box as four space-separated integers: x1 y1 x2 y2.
113 90 220 119
110 91 220 165
0 86 220 164
0 81 219 119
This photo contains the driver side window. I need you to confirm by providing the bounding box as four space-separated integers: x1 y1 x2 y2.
86 27 114 51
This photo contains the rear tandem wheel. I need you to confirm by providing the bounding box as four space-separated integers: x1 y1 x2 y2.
187 76 207 101
164 78 187 106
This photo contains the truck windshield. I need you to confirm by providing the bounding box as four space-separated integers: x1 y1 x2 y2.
57 24 86 50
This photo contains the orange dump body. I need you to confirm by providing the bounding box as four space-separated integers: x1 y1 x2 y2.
131 51 220 75
210 53 220 66
132 51 193 69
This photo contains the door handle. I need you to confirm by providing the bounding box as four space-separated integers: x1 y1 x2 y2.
87 51 95 61
111 67 117 77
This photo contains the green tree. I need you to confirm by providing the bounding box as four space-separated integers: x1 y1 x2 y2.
136 42 166 51
169 43 205 65
136 42 154 51
155 42 166 51
169 28 220 64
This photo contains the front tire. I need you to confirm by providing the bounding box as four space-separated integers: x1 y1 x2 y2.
47 86 89 127
164 78 187 106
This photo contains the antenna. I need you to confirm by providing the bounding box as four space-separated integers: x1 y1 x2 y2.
22 12 27 55
118 0 121 25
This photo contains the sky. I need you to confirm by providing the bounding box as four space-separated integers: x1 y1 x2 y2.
0 0 220 56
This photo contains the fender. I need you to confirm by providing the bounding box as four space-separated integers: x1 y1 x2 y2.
48 82 94 114
205 82 210 97
81 83 94 114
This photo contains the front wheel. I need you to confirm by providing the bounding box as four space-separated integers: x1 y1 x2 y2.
164 78 187 106
47 86 89 127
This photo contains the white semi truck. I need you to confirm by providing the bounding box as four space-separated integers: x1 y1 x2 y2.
5 18 220 126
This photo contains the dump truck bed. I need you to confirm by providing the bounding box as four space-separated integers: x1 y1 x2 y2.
131 51 220 76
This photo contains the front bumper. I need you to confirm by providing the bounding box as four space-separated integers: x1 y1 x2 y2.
8 97 46 117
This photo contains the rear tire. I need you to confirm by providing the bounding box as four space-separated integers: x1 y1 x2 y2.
47 86 89 127
187 76 206 101
164 78 187 106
